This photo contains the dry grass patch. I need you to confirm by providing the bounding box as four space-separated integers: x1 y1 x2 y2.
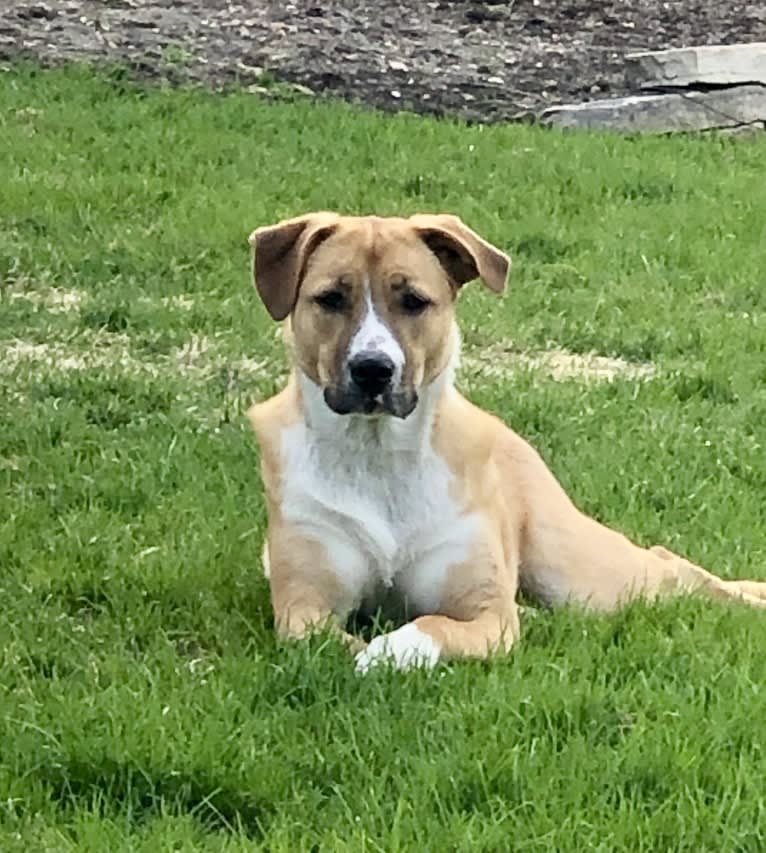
9 287 85 313
462 340 657 384
0 331 273 380
8 287 204 315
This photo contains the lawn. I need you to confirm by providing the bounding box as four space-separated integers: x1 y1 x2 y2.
2 64 766 851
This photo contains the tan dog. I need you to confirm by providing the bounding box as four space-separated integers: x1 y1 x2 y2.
246 212 766 672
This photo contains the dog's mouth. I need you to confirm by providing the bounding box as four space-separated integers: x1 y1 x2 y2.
323 385 418 419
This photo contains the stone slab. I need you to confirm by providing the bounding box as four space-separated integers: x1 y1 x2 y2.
539 85 766 134
625 43 766 89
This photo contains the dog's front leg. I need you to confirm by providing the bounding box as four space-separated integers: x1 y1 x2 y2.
355 537 521 673
266 529 365 653
354 605 520 673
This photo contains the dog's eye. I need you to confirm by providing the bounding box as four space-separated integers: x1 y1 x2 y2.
315 290 347 312
400 291 431 315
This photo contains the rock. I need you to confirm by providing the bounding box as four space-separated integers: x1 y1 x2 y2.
704 121 765 137
288 82 314 96
539 85 766 134
464 6 505 24
236 61 264 76
16 4 57 20
626 43 766 89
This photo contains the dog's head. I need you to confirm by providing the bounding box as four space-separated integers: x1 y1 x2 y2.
249 213 510 418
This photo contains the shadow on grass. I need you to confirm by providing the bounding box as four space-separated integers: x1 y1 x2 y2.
40 754 272 838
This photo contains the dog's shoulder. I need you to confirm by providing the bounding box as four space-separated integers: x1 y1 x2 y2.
246 380 299 445
434 389 508 468
246 379 302 497
434 389 546 523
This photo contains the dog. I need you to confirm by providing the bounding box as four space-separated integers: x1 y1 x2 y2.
246 212 766 673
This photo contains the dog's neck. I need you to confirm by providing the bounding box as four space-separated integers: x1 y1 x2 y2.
296 326 460 454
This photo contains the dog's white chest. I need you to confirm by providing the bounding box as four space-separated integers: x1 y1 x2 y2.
278 418 477 617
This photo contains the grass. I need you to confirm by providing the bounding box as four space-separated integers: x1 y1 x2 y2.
2 63 766 850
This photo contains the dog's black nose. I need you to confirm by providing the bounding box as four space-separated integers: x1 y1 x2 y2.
349 352 395 396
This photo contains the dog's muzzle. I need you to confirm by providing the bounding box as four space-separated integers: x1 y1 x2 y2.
324 350 418 418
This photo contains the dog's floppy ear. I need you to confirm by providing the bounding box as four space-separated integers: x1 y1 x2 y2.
248 212 340 321
409 214 510 294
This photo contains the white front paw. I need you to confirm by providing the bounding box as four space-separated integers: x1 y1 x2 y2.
354 623 441 674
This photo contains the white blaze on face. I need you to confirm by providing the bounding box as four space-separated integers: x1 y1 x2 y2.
347 288 405 383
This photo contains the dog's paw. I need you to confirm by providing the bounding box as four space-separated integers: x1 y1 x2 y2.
354 623 440 674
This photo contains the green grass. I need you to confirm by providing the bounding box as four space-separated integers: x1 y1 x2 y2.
2 63 766 850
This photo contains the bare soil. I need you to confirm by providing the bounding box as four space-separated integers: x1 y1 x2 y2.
2 1 765 121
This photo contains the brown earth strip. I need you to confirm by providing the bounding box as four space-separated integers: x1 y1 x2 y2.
2 1 765 123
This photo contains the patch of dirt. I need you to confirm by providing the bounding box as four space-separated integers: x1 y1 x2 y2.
2 1 765 123
462 342 656 383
